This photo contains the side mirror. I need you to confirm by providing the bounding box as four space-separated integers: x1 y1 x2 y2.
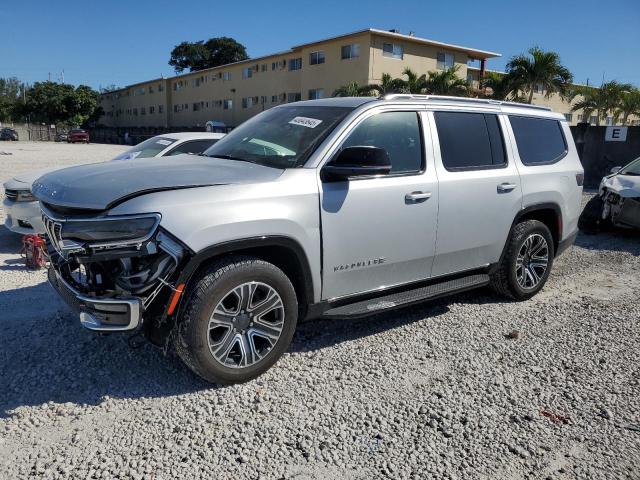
610 166 622 174
321 146 392 182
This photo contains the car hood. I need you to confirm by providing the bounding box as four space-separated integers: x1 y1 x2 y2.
32 154 284 210
602 173 640 198
3 168 58 191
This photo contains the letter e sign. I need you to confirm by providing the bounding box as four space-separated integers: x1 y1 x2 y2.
605 126 627 142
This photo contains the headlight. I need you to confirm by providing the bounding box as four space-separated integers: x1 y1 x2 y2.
61 214 161 244
9 190 36 202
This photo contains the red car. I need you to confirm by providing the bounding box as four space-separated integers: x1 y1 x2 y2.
67 129 90 143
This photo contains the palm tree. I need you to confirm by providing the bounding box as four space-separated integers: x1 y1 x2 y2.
614 88 640 125
480 71 526 101
423 65 469 96
506 46 573 104
571 81 633 125
368 73 406 95
331 81 376 97
399 68 428 94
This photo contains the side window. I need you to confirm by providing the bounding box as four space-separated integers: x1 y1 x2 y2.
434 111 506 170
342 111 423 174
165 139 218 156
509 116 567 165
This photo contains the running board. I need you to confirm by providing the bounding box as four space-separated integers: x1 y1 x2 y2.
323 274 490 318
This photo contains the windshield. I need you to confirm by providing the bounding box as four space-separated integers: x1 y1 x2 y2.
202 105 353 168
620 156 640 176
112 136 178 161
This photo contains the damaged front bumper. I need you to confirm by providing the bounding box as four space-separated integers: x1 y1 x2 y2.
48 267 142 331
42 206 188 334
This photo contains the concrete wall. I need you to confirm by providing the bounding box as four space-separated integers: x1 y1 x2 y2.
571 125 640 187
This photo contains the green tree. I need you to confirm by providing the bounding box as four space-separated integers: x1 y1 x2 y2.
571 81 633 125
480 71 526 101
169 37 249 73
0 77 24 122
614 88 640 125
506 46 573 103
17 81 101 126
331 81 377 97
368 73 406 95
423 65 469 96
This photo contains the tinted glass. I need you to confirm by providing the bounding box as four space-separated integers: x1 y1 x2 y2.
435 112 506 170
112 136 177 160
509 116 567 165
342 111 423 174
165 139 218 156
203 106 353 168
620 156 640 176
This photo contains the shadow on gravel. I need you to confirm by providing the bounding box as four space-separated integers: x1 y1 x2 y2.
0 228 22 255
575 230 640 256
0 283 504 416
292 287 502 353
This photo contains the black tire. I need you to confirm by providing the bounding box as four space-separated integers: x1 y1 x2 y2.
175 256 298 384
490 220 555 300
578 195 611 234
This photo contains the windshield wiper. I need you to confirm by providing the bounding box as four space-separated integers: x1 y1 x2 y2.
206 153 251 162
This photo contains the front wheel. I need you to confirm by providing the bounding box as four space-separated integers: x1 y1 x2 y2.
490 220 554 300
175 256 298 384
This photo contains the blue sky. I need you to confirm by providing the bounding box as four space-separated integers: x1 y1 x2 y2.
1 0 638 89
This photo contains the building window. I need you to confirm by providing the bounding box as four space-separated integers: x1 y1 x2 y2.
159 105 164 113
308 88 324 100
133 108 138 116
287 92 301 103
309 51 325 65
223 99 233 110
271 95 278 103
288 58 302 71
564 113 573 122
174 105 178 113
341 43 360 60
223 72 232 81
605 116 613 126
158 83 164 92
242 97 250 108
141 107 146 115
242 67 252 79
589 115 597 125
261 64 268 72
149 85 154 94
260 95 267 104
382 43 403 59
577 114 583 121
437 52 454 70
193 102 201 111
149 106 155 114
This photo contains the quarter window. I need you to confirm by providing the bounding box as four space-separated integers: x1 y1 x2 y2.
436 52 454 70
309 51 325 65
342 111 423 174
341 44 360 60
382 43 403 59
509 116 567 165
434 112 506 170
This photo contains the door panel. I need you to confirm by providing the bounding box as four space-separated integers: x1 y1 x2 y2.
428 112 522 276
320 110 438 300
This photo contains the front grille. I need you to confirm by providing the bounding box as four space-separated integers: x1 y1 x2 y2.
5 189 18 201
42 213 64 255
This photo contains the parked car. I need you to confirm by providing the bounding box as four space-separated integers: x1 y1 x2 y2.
2 132 225 234
33 96 583 384
0 128 19 141
55 132 69 142
579 155 640 233
67 129 90 143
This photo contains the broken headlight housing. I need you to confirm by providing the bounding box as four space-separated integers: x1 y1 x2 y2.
60 214 161 244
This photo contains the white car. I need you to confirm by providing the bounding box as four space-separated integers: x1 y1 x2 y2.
3 132 225 234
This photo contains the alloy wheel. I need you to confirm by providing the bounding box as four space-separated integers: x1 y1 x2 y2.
207 282 285 368
515 233 549 289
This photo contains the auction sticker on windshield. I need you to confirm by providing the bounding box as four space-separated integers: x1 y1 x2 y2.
156 139 172 146
289 117 323 128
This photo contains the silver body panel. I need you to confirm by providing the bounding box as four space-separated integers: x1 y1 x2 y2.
38 97 584 310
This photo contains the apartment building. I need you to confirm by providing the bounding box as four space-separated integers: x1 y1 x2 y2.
99 28 500 129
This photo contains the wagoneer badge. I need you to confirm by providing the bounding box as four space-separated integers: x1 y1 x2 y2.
334 257 386 272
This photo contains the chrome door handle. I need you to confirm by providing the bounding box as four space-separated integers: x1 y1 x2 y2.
405 191 432 202
497 183 517 193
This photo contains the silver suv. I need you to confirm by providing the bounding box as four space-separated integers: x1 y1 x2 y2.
33 95 584 384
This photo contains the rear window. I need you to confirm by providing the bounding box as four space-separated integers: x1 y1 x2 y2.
434 111 506 170
509 116 567 165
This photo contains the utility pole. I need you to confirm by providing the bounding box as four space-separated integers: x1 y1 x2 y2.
48 72 51 82
61 69 65 84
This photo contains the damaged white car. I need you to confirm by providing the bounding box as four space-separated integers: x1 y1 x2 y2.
579 156 640 233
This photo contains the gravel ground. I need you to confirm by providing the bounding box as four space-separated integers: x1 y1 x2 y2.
0 143 639 479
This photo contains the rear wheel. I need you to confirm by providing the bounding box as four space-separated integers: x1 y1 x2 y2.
490 220 554 300
175 256 298 384
578 195 611 234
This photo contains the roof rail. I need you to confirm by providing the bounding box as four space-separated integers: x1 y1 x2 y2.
380 94 552 111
